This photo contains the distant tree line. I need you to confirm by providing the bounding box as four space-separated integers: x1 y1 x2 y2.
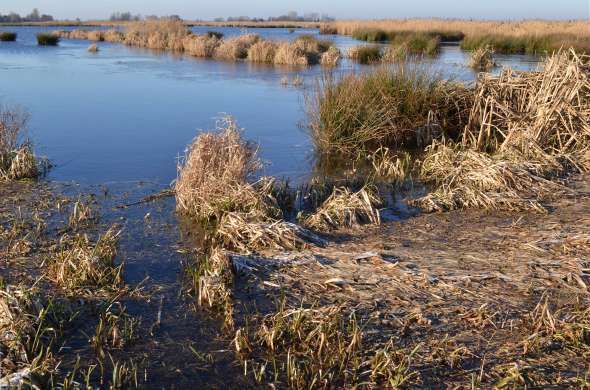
110 12 183 22
0 8 54 23
218 11 334 23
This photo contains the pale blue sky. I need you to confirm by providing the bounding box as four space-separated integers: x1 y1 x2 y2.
1 0 589 20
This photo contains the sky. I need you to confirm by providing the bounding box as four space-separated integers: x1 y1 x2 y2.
1 0 589 21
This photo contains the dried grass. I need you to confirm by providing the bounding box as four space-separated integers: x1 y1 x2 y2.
214 34 260 61
274 42 311 66
247 40 278 63
124 19 189 50
468 46 496 71
182 34 221 57
46 226 123 294
413 141 564 212
87 43 99 53
215 211 319 253
320 46 341 67
304 186 381 231
0 107 40 181
175 117 269 221
333 19 590 53
0 287 56 379
464 50 590 161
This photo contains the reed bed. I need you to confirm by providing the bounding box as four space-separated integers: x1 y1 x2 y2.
0 31 16 41
0 107 41 181
415 50 590 211
55 21 336 66
304 186 381 231
307 66 472 157
467 46 496 71
331 19 590 54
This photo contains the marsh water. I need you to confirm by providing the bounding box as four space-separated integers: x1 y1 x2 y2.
0 26 542 387
0 26 541 185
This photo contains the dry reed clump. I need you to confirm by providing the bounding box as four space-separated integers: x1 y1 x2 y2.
87 43 99 53
412 141 564 212
303 186 381 231
415 50 590 212
182 34 221 57
464 50 590 161
468 46 496 71
274 42 311 66
46 226 124 294
215 211 319 253
0 107 41 182
175 117 270 222
307 66 473 158
124 19 189 50
320 46 341 67
247 40 278 63
214 34 260 61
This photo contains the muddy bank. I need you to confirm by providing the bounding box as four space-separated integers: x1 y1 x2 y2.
2 174 589 388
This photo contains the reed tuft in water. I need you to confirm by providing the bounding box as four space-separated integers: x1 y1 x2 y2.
36 33 59 46
0 31 17 42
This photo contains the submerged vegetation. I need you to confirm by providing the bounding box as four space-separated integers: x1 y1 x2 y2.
54 19 339 66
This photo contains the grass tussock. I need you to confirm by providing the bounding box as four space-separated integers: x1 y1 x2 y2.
0 107 42 181
182 34 221 57
468 46 496 71
415 50 590 211
0 31 17 41
36 33 59 46
214 34 260 60
303 186 381 231
175 117 271 222
307 66 472 157
46 226 124 294
320 46 341 67
247 40 278 63
348 45 382 64
87 43 99 53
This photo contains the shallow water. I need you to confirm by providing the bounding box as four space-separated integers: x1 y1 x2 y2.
0 26 540 185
